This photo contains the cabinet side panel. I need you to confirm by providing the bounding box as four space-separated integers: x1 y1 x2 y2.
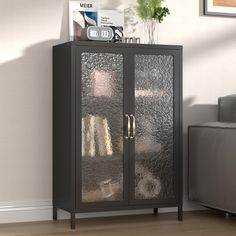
53 45 73 212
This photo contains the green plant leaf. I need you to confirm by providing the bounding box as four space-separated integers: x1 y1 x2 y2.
136 0 170 22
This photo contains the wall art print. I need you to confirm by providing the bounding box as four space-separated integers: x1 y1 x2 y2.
204 0 236 16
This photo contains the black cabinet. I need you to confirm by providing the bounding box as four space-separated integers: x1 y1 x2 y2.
53 41 183 229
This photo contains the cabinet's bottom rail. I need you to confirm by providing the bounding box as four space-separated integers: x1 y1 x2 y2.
53 204 183 229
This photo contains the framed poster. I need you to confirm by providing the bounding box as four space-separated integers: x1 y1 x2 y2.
204 0 236 16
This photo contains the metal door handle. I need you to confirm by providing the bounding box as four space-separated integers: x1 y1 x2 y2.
125 114 131 139
130 114 136 139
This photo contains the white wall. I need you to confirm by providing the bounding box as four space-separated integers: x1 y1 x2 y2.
0 0 236 223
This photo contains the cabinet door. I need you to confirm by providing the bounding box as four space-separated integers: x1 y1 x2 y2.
129 48 182 205
76 46 129 208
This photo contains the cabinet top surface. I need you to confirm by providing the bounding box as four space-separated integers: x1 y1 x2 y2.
53 41 182 50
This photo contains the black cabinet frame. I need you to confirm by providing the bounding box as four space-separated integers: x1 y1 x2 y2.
53 41 183 229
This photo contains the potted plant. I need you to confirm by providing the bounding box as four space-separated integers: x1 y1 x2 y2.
136 0 170 44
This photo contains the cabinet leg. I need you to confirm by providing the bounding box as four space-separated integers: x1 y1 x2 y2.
70 213 76 230
53 207 57 220
178 205 183 221
225 213 230 220
153 208 158 215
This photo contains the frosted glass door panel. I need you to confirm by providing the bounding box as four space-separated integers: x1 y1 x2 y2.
81 52 124 203
134 54 175 200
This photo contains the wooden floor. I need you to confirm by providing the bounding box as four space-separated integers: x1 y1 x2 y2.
0 211 236 236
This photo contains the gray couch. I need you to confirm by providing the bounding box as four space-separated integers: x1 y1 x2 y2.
188 95 236 213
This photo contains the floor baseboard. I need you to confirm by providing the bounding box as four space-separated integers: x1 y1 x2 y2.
0 201 52 224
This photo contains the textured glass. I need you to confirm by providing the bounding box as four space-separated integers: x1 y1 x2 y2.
81 52 124 203
134 54 175 200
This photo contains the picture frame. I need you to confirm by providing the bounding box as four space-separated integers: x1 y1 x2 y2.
204 0 236 16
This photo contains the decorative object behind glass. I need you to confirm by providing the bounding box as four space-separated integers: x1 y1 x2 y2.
134 54 175 200
81 52 124 203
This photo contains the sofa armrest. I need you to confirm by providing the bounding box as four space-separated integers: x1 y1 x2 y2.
218 95 236 122
188 123 236 213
